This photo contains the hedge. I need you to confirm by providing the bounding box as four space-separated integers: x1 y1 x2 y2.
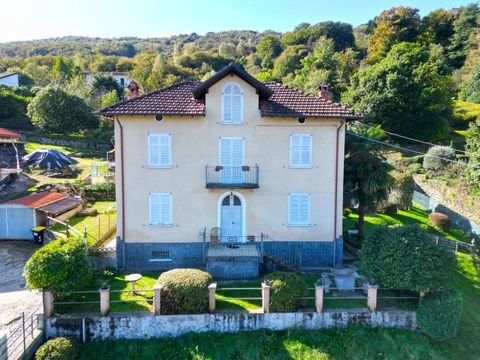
264 272 307 312
157 269 212 314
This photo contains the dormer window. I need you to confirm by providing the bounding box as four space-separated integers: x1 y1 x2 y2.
222 82 243 124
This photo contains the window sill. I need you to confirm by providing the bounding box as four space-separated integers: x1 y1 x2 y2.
289 166 313 169
287 224 312 227
147 165 173 169
149 258 173 262
148 224 174 227
219 122 244 125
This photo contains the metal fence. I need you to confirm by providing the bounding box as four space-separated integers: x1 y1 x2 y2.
0 309 43 360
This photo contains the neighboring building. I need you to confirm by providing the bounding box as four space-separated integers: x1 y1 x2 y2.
99 63 359 278
0 192 83 240
0 72 19 87
84 72 133 88
0 128 25 168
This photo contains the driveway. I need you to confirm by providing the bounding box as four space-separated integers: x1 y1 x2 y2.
0 241 42 331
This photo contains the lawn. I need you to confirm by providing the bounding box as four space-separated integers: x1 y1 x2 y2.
55 271 157 314
343 204 472 243
52 201 116 244
455 99 480 119
74 254 480 359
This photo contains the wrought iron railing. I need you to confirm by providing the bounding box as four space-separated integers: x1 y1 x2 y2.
205 165 259 189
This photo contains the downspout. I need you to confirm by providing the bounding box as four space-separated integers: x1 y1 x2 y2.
333 120 346 268
115 116 126 268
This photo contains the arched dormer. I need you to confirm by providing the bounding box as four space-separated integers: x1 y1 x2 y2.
222 82 243 124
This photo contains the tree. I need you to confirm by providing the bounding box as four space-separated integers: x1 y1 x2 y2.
361 225 456 292
343 42 454 140
50 56 75 83
447 3 480 69
256 35 282 69
421 9 455 48
90 56 118 72
23 237 91 293
92 75 124 99
461 61 480 103
271 46 307 81
465 117 480 194
101 90 119 108
367 7 421 63
27 87 98 133
344 124 395 239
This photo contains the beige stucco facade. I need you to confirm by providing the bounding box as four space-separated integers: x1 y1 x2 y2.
114 74 345 244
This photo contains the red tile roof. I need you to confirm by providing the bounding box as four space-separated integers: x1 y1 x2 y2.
5 192 68 209
0 128 21 139
99 81 204 116
98 65 360 119
260 82 359 119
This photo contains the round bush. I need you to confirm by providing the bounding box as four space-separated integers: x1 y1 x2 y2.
423 146 456 171
417 289 463 341
157 268 212 314
264 271 307 312
35 337 77 360
380 204 398 216
428 212 451 231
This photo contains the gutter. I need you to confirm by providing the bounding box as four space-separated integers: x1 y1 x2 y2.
115 116 126 267
333 120 346 268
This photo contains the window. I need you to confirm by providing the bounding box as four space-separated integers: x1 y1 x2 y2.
148 133 171 167
149 193 172 226
150 250 172 262
288 193 311 226
290 134 312 168
222 82 243 124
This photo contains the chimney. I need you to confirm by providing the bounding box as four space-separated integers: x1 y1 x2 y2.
318 83 330 100
127 81 140 99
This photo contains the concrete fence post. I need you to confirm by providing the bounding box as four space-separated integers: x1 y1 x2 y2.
99 288 110 316
262 282 271 313
43 290 54 319
315 285 324 313
208 283 217 313
153 284 162 315
367 284 378 312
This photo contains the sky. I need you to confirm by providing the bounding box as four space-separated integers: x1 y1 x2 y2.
0 0 475 43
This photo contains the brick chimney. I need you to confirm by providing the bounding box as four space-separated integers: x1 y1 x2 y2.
127 81 140 99
318 83 330 100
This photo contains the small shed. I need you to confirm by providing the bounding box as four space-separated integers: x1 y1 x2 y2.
0 192 83 240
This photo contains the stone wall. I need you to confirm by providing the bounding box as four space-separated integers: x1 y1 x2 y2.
46 310 417 340
19 133 109 150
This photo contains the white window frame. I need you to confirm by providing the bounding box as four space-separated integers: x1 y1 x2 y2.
288 193 311 226
148 133 172 168
221 82 244 124
289 133 313 168
149 192 173 226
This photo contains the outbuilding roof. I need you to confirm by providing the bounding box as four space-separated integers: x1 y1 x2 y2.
98 64 359 119
5 192 68 209
0 128 21 139
36 196 83 216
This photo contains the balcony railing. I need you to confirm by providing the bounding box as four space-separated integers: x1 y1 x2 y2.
205 165 259 189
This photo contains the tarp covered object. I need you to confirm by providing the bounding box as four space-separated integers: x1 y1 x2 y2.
23 148 77 170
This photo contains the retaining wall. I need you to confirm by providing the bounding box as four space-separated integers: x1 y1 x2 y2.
46 310 417 340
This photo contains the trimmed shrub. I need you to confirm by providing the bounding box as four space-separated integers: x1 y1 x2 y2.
23 237 92 293
428 212 451 231
157 269 212 314
35 337 77 360
390 172 415 210
423 146 456 171
265 271 307 312
361 225 455 292
417 289 463 341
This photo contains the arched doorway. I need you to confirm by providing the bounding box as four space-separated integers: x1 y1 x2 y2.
218 192 245 242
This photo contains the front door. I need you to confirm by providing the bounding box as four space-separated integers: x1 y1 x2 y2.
220 194 243 242
219 137 244 184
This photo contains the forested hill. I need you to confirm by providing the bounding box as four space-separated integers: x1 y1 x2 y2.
1 4 479 144
0 31 275 58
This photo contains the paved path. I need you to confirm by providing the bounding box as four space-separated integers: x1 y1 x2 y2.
0 241 42 331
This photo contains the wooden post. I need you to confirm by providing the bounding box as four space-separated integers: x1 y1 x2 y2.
65 220 69 238
208 283 217 313
153 284 162 315
367 284 378 312
100 288 110 316
455 242 458 254
315 285 324 313
262 282 271 313
43 290 54 319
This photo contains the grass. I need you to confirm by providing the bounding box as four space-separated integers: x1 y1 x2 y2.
73 254 480 359
55 271 157 314
343 203 472 243
455 99 480 119
52 201 116 243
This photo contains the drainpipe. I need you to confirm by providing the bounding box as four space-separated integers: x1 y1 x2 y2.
333 120 345 268
115 116 126 268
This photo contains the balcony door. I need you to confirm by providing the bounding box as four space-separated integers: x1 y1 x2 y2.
219 137 244 184
220 193 244 242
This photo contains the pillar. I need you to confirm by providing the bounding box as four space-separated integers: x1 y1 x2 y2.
99 288 110 316
153 284 162 315
208 283 217 313
367 284 378 312
315 285 324 313
262 282 271 313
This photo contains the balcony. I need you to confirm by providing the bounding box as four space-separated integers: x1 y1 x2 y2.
205 165 259 189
